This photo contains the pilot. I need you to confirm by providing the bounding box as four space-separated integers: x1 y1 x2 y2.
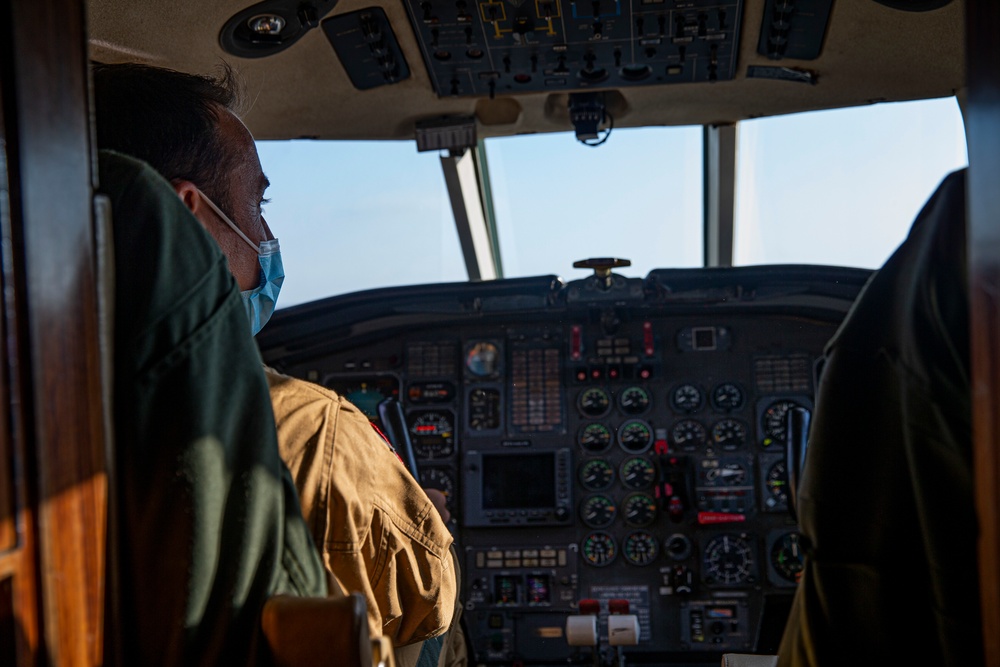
97 127 329 667
776 168 982 666
92 62 463 667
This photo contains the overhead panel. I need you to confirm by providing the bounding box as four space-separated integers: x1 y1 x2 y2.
402 0 745 97
756 0 834 61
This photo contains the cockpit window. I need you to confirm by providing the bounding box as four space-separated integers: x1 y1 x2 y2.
258 99 966 309
255 140 465 309
487 126 704 281
734 96 968 268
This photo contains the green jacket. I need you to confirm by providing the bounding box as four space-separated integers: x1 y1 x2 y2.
100 150 327 666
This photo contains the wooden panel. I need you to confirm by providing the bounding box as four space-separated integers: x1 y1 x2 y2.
0 21 17 560
5 0 108 665
966 1 1000 665
0 4 41 663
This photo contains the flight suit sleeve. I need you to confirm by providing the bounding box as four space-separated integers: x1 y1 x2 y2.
266 370 457 646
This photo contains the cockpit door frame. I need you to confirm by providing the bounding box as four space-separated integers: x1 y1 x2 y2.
965 1 1000 663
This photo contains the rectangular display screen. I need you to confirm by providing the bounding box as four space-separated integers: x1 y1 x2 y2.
482 453 556 510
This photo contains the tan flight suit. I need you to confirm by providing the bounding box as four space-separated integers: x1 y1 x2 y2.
265 367 463 665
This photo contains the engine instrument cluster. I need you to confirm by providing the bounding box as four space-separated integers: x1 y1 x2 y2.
258 265 869 665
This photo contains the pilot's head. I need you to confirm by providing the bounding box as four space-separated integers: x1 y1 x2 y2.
93 62 281 334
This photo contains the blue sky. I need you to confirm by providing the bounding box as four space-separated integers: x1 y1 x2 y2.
256 96 968 309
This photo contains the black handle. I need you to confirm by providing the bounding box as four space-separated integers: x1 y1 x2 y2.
377 398 420 478
786 406 811 521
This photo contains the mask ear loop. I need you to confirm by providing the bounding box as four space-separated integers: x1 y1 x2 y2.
196 188 262 255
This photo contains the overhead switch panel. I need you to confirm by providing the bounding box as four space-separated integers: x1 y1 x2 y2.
323 7 411 89
756 0 834 61
403 0 744 97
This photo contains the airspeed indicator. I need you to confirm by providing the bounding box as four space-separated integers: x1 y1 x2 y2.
407 410 455 458
761 399 802 447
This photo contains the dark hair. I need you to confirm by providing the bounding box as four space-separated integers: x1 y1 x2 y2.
92 62 245 206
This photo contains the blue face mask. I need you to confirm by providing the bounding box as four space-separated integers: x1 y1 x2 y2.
198 189 284 336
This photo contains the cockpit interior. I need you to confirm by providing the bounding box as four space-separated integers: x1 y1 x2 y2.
7 0 976 665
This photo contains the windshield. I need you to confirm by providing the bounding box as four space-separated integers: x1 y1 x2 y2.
257 96 967 309
735 96 968 268
487 126 705 282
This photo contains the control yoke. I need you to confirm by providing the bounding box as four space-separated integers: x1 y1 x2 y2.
573 257 632 290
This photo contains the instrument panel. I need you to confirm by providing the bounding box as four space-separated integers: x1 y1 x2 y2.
257 265 871 665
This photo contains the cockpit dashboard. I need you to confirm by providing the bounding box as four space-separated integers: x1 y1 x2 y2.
256 264 870 665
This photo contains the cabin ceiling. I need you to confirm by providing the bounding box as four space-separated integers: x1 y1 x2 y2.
86 0 965 141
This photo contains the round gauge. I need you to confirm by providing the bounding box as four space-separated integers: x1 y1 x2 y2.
407 410 455 458
468 388 501 430
578 422 613 453
620 456 656 489
664 533 693 561
577 387 612 418
580 494 617 527
465 341 500 377
581 531 617 567
622 492 657 527
702 534 756 585
671 419 706 451
711 418 748 450
712 382 745 411
617 419 653 453
771 532 805 583
618 386 651 415
579 459 615 491
671 384 704 413
762 399 802 446
419 468 455 506
623 531 659 566
705 461 748 486
764 460 789 510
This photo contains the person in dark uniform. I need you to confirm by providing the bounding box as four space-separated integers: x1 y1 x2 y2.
777 168 982 667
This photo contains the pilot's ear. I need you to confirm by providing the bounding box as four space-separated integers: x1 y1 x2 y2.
172 179 209 229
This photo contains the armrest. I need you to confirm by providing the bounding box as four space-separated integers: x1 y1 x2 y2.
262 592 393 667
